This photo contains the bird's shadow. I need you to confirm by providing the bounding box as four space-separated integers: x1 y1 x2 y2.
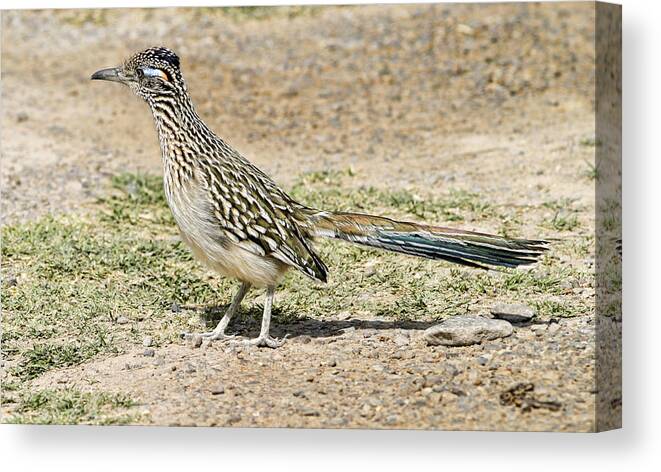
188 303 436 339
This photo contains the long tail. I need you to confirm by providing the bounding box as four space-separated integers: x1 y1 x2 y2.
311 211 549 269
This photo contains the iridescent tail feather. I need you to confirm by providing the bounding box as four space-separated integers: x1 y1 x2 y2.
312 211 548 269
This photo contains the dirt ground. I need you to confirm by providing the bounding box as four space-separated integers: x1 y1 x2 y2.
1 4 617 431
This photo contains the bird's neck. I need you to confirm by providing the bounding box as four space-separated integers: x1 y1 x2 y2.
147 94 214 164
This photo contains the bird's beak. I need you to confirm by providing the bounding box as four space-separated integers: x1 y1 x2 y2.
90 67 124 83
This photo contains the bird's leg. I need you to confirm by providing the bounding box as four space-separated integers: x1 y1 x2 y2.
237 285 287 348
182 281 251 341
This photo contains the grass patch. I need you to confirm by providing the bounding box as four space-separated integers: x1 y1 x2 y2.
584 160 600 181
7 388 138 425
289 169 496 223
15 342 110 381
2 170 591 420
543 212 581 232
579 137 602 147
533 300 579 318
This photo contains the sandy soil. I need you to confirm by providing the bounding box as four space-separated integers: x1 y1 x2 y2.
1 3 615 431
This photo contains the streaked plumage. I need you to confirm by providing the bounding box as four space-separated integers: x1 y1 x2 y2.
92 47 549 347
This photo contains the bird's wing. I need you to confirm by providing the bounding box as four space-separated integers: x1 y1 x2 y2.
203 156 328 283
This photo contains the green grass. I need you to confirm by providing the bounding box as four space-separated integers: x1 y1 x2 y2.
579 137 602 147
1 170 593 423
289 169 496 223
6 388 138 425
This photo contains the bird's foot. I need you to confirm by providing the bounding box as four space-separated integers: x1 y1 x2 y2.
233 334 288 349
180 331 236 342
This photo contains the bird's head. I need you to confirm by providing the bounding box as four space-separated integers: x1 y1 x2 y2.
91 47 185 100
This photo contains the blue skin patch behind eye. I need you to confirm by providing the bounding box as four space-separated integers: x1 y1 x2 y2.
142 67 168 79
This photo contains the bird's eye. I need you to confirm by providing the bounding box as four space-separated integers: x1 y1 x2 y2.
135 68 144 79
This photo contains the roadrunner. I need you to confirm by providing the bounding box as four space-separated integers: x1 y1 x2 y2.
92 47 548 348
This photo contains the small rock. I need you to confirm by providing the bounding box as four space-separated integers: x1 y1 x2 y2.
142 336 153 347
210 386 225 395
491 303 536 323
16 112 29 123
185 363 196 374
384 415 399 425
393 333 410 347
227 415 241 424
329 417 348 426
547 323 562 335
423 316 513 347
531 324 547 335
456 23 475 36
189 334 203 348
477 355 491 366
143 348 155 357
423 375 445 387
116 315 130 325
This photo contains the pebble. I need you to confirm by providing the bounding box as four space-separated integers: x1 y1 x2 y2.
142 336 153 347
384 415 399 425
548 323 562 335
210 385 225 395
227 415 241 424
477 355 491 366
143 348 155 357
393 333 410 346
423 316 513 346
330 417 348 426
190 334 203 348
491 303 536 323
116 315 130 325
531 324 547 335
